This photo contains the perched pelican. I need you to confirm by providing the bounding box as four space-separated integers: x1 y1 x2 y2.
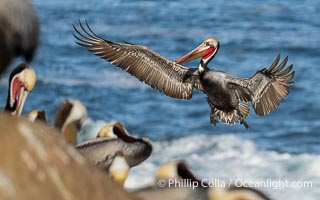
76 126 152 170
135 161 271 200
109 151 130 186
53 100 87 145
74 21 295 128
4 63 36 117
0 0 39 74
27 110 46 123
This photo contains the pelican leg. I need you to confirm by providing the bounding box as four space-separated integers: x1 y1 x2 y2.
236 109 250 129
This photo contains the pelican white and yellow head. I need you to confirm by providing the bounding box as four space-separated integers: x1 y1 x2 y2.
155 161 180 181
109 151 129 186
155 161 200 183
97 124 117 139
5 63 36 117
175 38 219 71
28 110 46 123
54 100 87 145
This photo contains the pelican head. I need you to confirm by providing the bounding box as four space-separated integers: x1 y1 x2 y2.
5 63 36 117
175 38 219 71
155 160 201 184
98 122 133 140
28 110 46 123
97 124 118 139
54 100 87 145
109 151 129 186
155 161 180 181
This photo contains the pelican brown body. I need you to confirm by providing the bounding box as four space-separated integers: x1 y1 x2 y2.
74 21 295 128
76 123 152 171
0 0 39 74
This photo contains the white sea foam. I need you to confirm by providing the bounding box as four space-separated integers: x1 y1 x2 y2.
125 134 320 200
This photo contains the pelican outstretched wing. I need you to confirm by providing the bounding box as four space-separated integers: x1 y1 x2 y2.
229 55 295 116
73 20 198 100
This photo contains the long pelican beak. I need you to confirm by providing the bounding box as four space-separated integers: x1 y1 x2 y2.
174 42 217 65
11 67 36 117
63 123 79 145
64 114 86 145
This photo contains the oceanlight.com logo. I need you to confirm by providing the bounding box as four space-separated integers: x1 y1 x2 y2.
157 178 313 190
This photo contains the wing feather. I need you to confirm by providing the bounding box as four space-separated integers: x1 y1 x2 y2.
73 21 199 100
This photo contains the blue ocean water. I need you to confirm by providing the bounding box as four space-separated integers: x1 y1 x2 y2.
0 0 319 199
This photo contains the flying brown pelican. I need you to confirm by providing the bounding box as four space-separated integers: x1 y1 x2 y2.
109 151 130 186
27 110 47 123
4 63 36 117
73 21 295 128
0 0 39 74
53 100 87 144
76 122 152 170
135 161 271 200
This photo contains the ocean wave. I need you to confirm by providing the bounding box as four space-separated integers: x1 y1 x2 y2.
125 134 320 199
36 70 147 89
